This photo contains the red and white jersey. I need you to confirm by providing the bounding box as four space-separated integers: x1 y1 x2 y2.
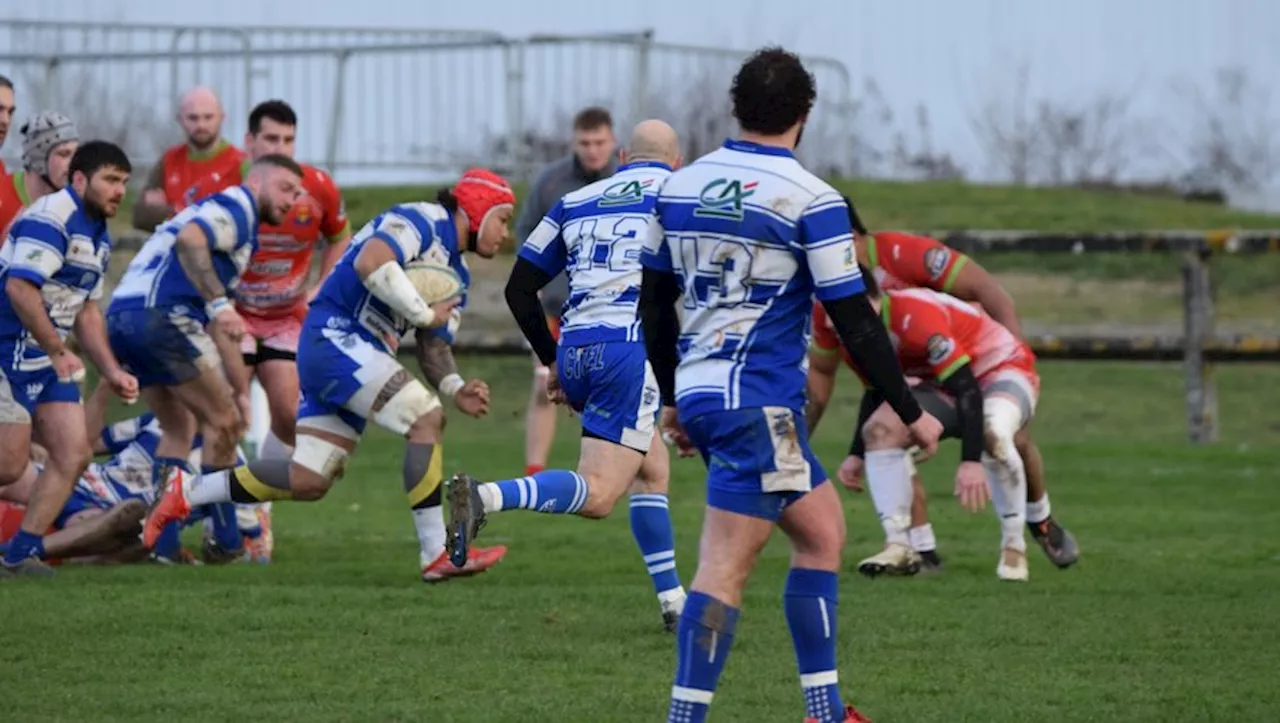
864 231 970 293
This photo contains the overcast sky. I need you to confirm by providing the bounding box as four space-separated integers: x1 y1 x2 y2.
2 0 1277 200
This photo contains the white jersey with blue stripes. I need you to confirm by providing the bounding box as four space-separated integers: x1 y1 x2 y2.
0 187 112 371
519 161 671 347
307 202 469 348
639 139 865 418
108 186 260 323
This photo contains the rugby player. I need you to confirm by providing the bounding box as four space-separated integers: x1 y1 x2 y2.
0 75 14 155
0 141 137 577
143 169 515 583
807 207 1078 571
638 48 941 723
515 107 619 477
181 99 351 562
0 112 80 239
131 86 246 232
451 120 687 630
836 269 1044 581
106 153 304 562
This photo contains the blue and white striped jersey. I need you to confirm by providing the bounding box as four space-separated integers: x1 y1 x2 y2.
0 187 112 370
519 161 671 347
639 139 865 419
108 186 259 324
78 414 235 509
307 202 469 348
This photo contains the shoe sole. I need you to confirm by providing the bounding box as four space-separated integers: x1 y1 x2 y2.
857 560 921 578
446 475 477 569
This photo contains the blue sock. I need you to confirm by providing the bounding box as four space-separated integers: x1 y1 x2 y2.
629 494 682 596
2 529 45 565
205 503 242 551
492 470 588 514
668 591 739 723
785 568 845 722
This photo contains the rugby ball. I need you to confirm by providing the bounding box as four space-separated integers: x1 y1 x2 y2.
403 260 465 304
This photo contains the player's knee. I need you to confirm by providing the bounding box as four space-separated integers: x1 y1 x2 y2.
291 435 351 499
49 441 93 478
862 418 910 451
983 396 1023 460
290 470 335 501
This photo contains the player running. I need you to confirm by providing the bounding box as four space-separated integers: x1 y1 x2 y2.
0 141 137 577
131 86 247 232
105 153 304 560
143 169 514 583
450 120 687 630
636 48 941 723
0 112 81 239
181 99 352 562
834 272 1044 581
807 208 1078 571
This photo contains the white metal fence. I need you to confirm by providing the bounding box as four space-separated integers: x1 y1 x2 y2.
0 20 855 182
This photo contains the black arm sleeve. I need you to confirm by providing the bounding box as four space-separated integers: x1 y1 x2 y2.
821 294 923 425
639 267 682 406
504 257 558 367
848 387 885 457
939 364 984 463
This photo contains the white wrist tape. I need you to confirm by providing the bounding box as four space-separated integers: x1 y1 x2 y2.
206 296 233 319
364 261 434 327
439 373 465 399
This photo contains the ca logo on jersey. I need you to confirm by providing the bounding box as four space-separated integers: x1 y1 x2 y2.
597 178 653 208
694 178 758 220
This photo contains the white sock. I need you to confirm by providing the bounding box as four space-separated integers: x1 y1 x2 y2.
864 449 913 547
478 483 503 514
185 469 233 506
413 505 447 564
1026 493 1052 525
982 452 1028 553
908 524 937 553
260 429 294 462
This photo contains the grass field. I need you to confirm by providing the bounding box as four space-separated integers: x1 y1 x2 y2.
4 355 1279 722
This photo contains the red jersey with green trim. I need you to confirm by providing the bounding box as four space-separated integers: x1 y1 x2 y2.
0 171 31 242
163 140 247 211
865 231 969 293
185 158 350 319
811 288 1034 384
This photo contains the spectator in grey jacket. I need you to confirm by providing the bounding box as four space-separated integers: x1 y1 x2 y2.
514 106 618 476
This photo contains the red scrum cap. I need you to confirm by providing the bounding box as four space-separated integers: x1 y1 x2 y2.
452 168 515 235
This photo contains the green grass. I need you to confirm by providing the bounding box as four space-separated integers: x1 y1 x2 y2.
5 356 1280 722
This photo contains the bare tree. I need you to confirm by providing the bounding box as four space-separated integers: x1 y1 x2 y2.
891 105 966 181
970 63 1042 184
1176 67 1279 191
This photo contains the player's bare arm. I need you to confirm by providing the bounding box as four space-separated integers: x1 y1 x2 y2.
354 237 453 329
414 331 458 389
175 223 228 303
936 363 989 511
72 300 137 400
804 346 841 432
4 277 77 376
948 260 1023 339
131 163 172 232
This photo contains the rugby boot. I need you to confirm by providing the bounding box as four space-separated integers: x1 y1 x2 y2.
0 556 56 579
1029 517 1079 568
916 549 945 576
201 537 243 565
659 590 687 633
143 467 192 549
805 704 874 723
240 504 274 564
421 544 508 583
856 543 921 578
997 547 1029 582
445 473 487 568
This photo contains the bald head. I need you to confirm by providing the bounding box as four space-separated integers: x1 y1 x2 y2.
177 85 224 152
622 119 681 168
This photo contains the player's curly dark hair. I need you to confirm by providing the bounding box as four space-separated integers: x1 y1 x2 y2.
435 188 458 213
730 46 816 136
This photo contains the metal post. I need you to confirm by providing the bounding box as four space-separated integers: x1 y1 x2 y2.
631 29 654 125
503 40 526 181
1182 243 1218 443
325 50 351 175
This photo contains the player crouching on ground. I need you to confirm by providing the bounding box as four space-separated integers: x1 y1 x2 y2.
837 267 1043 580
830 204 1078 570
144 169 514 583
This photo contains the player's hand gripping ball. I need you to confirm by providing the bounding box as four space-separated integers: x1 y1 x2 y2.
403 260 465 305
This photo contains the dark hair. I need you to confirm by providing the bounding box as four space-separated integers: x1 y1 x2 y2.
252 153 304 177
572 106 613 132
843 195 869 235
435 188 458 213
69 140 132 180
248 99 297 134
859 263 879 298
0 74 12 91
730 46 816 135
